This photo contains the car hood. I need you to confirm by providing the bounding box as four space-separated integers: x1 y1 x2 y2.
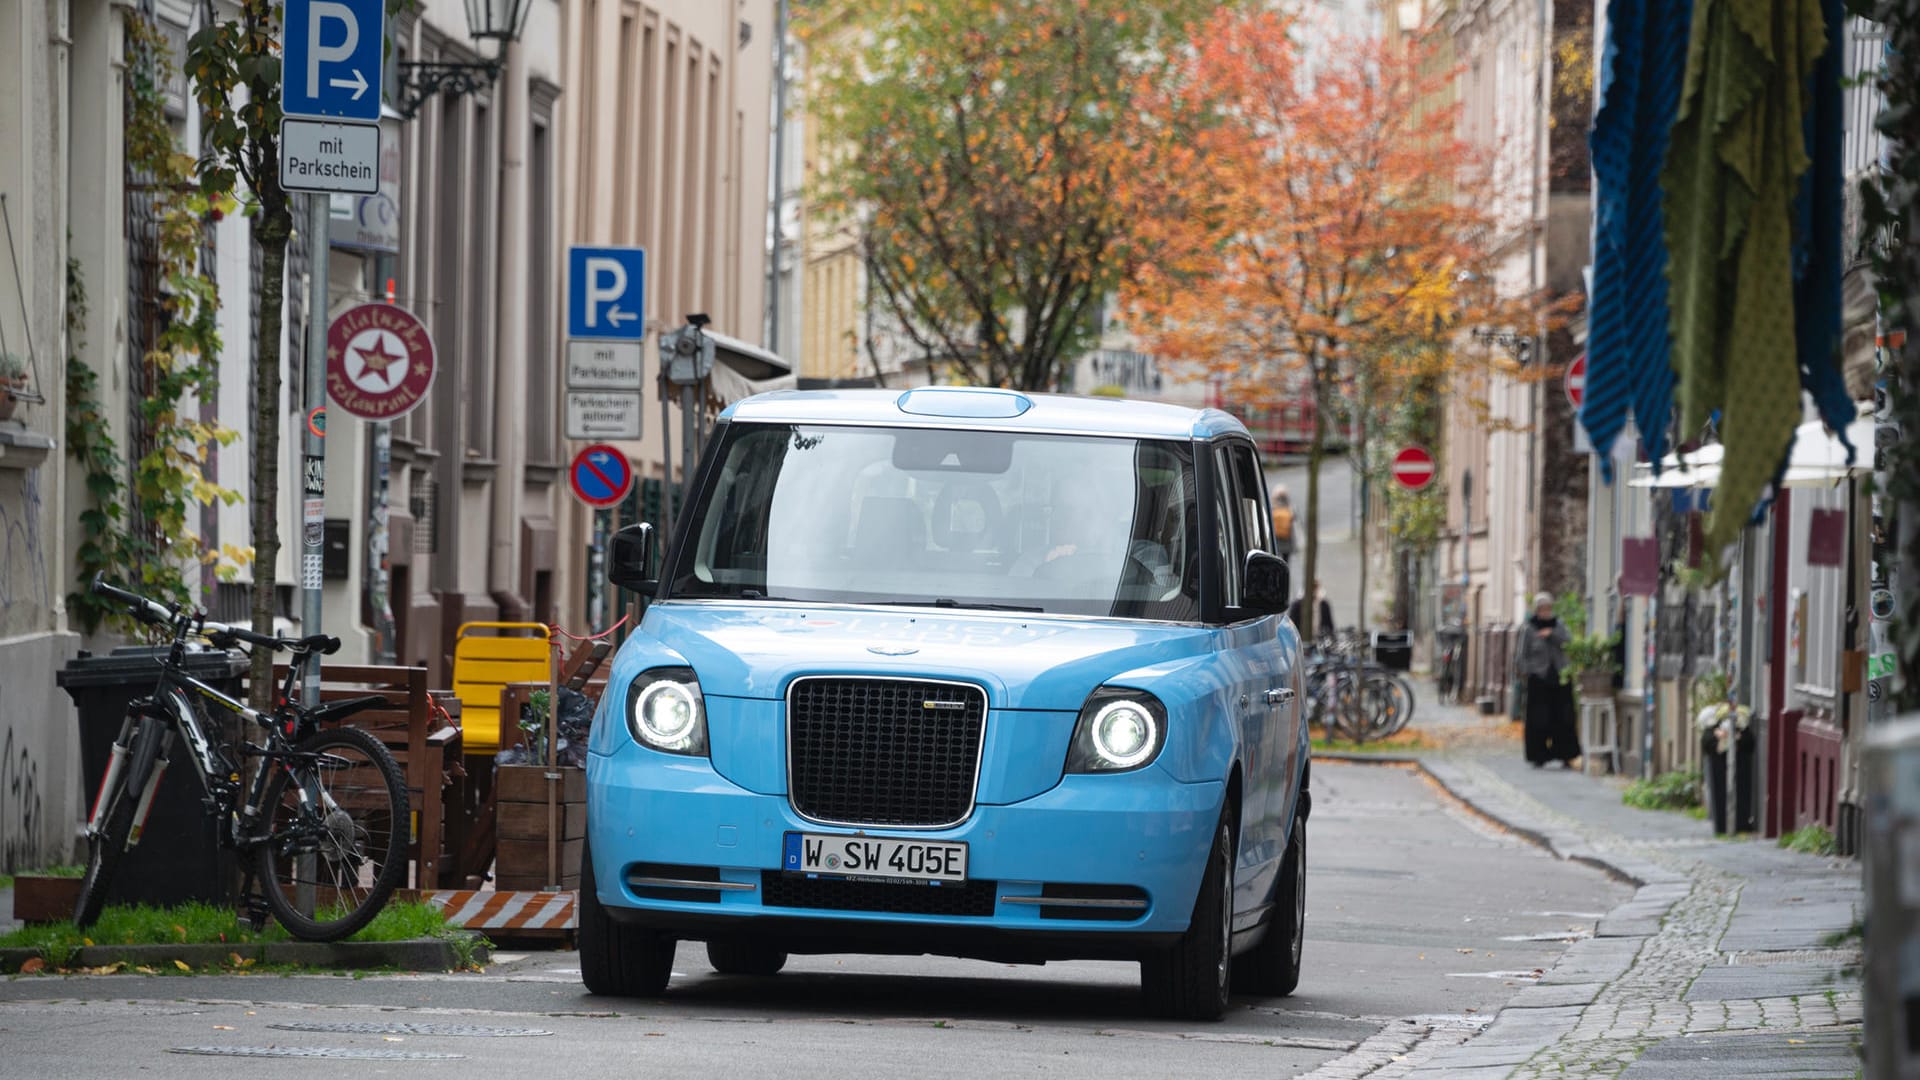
637 600 1216 711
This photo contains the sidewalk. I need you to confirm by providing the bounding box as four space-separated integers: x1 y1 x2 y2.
1361 705 1865 1079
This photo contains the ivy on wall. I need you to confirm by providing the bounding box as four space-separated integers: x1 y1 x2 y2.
1844 0 1920 709
106 13 248 619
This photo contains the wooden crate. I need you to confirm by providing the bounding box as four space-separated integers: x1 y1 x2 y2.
493 764 585 890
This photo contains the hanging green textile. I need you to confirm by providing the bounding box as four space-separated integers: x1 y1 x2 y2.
1662 0 1826 561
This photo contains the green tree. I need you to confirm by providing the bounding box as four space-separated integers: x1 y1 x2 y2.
187 0 294 702
802 0 1221 390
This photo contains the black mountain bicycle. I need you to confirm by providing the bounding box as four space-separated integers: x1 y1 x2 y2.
76 576 410 941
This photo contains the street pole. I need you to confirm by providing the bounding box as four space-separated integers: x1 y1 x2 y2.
766 0 789 354
300 193 329 709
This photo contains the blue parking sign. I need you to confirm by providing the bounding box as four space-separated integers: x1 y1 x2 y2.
282 0 385 122
568 246 647 341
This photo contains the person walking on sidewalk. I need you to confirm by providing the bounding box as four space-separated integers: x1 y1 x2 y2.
1271 485 1297 562
1515 592 1581 768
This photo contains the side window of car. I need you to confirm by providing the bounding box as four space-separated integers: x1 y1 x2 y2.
1229 443 1272 555
1213 446 1244 609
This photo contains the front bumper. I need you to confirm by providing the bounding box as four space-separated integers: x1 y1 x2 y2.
585 743 1223 954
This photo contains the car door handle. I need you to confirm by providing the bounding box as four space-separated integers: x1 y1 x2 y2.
1265 687 1295 706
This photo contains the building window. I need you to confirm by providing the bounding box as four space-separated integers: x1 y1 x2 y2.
527 104 557 465
466 98 495 461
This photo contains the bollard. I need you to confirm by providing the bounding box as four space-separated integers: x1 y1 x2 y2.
1863 714 1920 1079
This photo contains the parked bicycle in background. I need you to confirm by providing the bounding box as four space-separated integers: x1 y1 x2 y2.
1303 628 1416 743
76 576 410 941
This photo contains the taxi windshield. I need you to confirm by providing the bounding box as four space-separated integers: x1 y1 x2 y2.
667 423 1201 621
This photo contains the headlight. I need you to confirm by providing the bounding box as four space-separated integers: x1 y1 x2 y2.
1066 688 1166 773
626 668 708 755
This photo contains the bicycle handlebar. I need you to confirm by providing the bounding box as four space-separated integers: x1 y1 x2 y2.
91 574 339 656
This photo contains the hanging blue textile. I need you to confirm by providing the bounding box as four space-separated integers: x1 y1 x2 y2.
1792 0 1857 456
1582 0 1695 482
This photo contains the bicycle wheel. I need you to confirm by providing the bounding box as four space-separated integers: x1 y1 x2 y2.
256 726 409 941
74 713 164 928
1373 674 1415 737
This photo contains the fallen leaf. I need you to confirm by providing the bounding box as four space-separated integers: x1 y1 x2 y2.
173 960 191 971
1390 1055 1407 1062
213 1025 234 1031
80 937 94 947
1456 948 1474 954
1418 954 1426 961
383 1037 404 1043
19 958 44 974
1788 1039 1805 1045
135 966 158 974
173 924 189 941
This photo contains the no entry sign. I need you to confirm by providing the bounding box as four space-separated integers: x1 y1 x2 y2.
569 444 634 508
1391 446 1436 491
1566 353 1587 410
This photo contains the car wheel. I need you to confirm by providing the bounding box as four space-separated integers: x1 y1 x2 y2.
1232 812 1305 997
1141 817 1233 1021
706 940 789 976
578 839 676 996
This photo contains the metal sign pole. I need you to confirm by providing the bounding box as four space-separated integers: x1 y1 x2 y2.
301 193 330 709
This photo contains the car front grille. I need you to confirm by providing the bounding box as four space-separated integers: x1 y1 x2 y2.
760 872 997 917
786 676 986 828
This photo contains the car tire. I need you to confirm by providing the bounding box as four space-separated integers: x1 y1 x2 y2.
706 940 789 976
1141 817 1234 1021
1232 812 1305 997
578 839 676 997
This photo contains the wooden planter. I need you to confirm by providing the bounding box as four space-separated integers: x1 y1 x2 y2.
1578 669 1616 702
493 764 584 891
12 874 81 923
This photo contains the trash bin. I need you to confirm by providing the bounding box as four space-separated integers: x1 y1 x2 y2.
1371 631 1412 672
57 646 248 909
1700 726 1758 835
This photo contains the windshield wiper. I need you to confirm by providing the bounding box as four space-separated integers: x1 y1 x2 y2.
872 598 1045 613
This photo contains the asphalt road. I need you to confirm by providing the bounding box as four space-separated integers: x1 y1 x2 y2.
0 762 1626 1079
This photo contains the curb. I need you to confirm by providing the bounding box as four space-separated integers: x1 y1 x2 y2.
0 933 487 974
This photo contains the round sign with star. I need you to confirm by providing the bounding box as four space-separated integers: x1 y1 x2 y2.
326 303 437 422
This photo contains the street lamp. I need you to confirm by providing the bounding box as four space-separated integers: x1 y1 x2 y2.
394 0 534 120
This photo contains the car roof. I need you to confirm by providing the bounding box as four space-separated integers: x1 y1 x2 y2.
719 387 1250 441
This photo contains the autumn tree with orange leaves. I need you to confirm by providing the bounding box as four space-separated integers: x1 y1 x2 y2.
801 0 1221 390
1127 10 1543 639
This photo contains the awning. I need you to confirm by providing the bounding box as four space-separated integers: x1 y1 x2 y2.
1629 401 1874 490
699 330 796 407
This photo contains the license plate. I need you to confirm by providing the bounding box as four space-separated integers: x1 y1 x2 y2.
782 832 968 884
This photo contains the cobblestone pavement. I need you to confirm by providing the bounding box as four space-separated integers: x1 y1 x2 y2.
1300 725 1864 1080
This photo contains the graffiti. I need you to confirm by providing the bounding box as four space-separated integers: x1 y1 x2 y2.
0 468 50 614
0 726 46 873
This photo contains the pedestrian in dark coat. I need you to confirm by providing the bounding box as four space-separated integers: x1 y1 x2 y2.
1514 592 1581 767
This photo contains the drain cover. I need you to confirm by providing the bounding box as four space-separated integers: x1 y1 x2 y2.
268 1022 554 1037
169 1046 465 1060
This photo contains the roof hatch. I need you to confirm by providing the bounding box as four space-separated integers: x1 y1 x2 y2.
895 387 1034 419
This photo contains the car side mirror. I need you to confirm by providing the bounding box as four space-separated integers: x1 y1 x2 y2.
1243 550 1290 618
609 522 657 595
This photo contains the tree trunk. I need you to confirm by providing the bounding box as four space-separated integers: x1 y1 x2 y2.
1354 375 1370 635
249 207 290 708
1301 359 1327 643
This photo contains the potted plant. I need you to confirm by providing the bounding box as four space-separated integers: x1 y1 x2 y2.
1555 592 1621 699
1692 669 1756 833
0 352 27 422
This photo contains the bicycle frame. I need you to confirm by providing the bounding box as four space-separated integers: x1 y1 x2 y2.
86 645 310 851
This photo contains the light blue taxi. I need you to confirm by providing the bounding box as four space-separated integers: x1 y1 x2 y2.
581 387 1308 1019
